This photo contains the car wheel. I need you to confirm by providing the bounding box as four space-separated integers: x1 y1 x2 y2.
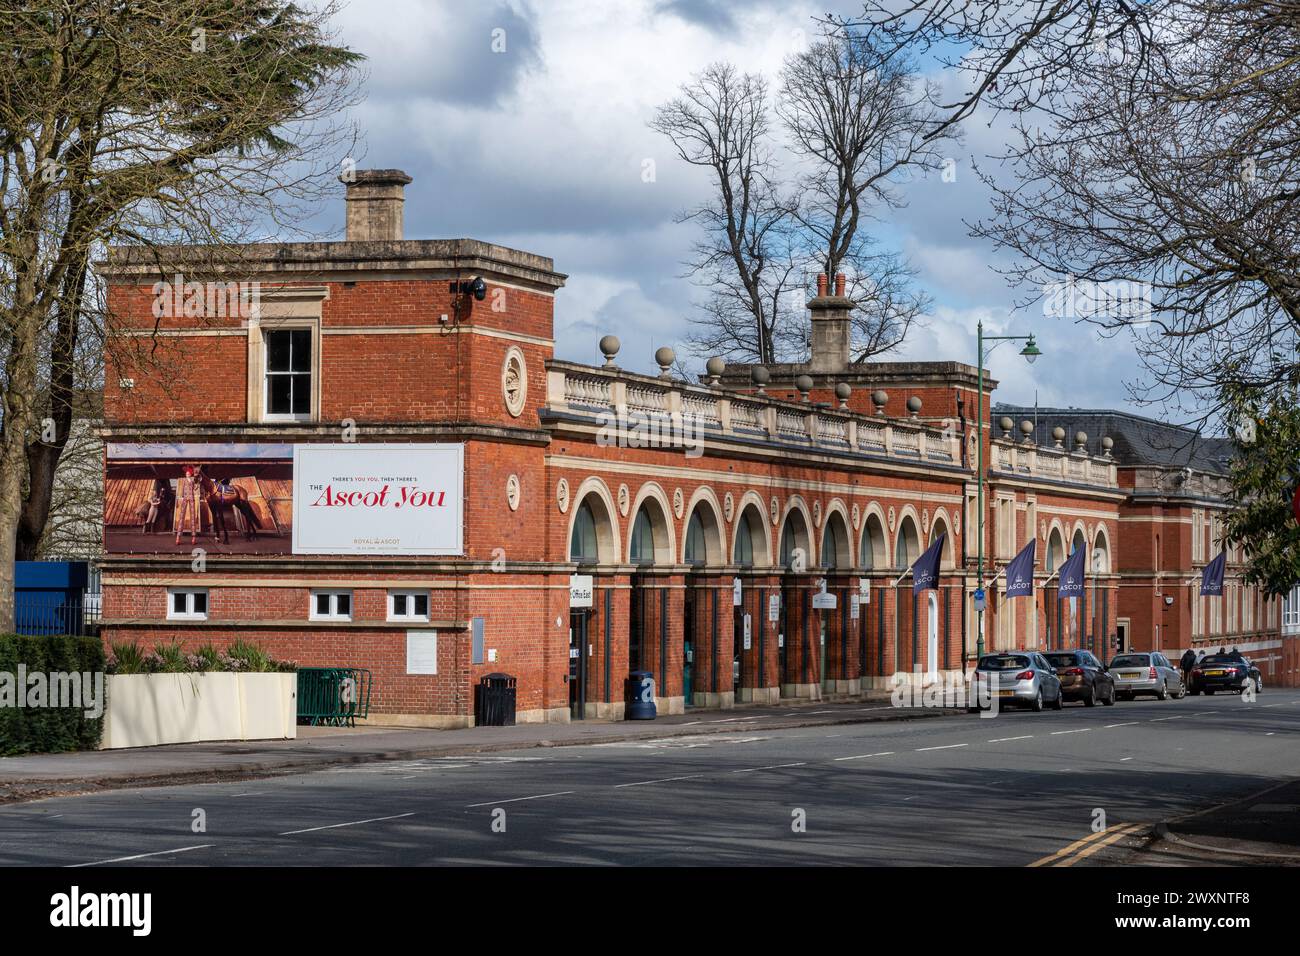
1031 688 1043 713
1175 683 1186 699
1084 684 1096 707
1051 687 1064 710
1254 677 1263 695
1102 686 1115 706
1156 681 1169 701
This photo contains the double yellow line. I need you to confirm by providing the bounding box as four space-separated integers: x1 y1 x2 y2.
1028 823 1146 867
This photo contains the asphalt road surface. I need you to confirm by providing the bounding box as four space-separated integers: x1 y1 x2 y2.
1 689 1297 867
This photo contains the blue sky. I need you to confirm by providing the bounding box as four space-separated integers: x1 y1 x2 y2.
302 0 1155 416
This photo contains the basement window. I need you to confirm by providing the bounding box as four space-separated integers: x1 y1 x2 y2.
310 589 352 622
167 588 208 621
388 589 430 622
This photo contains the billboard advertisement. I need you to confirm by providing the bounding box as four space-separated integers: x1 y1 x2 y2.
104 442 463 556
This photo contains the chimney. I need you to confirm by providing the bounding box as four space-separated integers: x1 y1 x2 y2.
340 169 412 241
808 272 852 373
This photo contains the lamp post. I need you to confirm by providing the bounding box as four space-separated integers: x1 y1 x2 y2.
975 320 1041 660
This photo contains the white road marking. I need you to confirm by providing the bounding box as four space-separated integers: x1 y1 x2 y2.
615 774 706 789
280 812 415 835
1050 729 1091 736
1105 722 1138 728
1120 757 1134 762
916 743 968 752
1149 715 1187 721
69 845 214 867
1265 732 1275 736
465 792 573 808
731 762 807 773
988 735 1033 743
834 751 895 761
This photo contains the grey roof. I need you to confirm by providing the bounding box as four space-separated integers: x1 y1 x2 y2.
992 405 1235 474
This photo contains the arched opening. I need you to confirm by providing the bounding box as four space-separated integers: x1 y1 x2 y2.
1046 528 1065 572
733 504 767 567
894 516 920 569
779 510 811 571
860 511 886 570
930 516 953 570
566 487 618 722
820 513 850 569
568 491 616 566
682 501 723 567
628 497 673 690
1092 529 1110 575
629 501 670 566
682 498 724 709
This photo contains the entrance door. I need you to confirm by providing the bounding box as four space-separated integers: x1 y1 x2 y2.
733 604 745 695
1116 620 1128 655
819 615 828 693
683 585 695 707
568 610 588 720
927 593 939 680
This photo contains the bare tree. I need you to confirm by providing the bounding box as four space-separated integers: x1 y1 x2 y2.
0 0 363 629
651 63 796 364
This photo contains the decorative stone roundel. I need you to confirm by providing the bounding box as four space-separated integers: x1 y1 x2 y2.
954 516 960 536
502 347 527 418
724 492 735 522
1039 519 1047 541
557 478 570 514
851 503 860 530
888 506 896 532
506 474 520 512
771 496 780 526
618 483 630 517
813 501 822 528
673 487 684 520
922 509 930 534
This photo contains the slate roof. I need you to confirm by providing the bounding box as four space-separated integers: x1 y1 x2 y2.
992 405 1235 475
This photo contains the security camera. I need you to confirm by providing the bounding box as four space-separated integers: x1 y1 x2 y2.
453 276 488 301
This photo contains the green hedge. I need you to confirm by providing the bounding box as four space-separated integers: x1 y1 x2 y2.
0 634 105 755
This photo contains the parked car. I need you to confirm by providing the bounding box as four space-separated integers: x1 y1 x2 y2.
1188 654 1262 696
1109 651 1185 700
1043 649 1115 706
970 651 1063 712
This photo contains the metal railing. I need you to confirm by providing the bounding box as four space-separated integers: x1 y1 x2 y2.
14 598 101 637
296 667 372 727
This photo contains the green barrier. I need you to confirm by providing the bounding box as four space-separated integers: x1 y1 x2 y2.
296 667 372 727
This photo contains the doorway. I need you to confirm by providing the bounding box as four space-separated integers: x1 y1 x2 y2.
1116 619 1129 655
927 592 939 680
568 609 588 720
682 584 695 707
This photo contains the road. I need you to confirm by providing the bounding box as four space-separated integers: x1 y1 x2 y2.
1 689 1297 867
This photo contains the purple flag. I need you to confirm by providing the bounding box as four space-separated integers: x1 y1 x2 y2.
912 534 945 593
1058 543 1087 597
1200 551 1226 596
1004 540 1036 598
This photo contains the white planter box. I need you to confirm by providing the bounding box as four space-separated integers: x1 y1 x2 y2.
101 672 297 749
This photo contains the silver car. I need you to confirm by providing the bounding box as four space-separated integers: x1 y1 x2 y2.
971 652 1064 712
1109 651 1186 700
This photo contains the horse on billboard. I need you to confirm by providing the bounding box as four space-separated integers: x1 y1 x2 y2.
196 467 261 544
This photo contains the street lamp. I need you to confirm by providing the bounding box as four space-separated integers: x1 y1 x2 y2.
975 321 1044 661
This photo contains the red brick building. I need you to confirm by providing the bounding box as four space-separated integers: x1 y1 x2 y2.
96 170 1291 728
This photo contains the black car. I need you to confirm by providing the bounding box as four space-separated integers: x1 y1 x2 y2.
1044 649 1116 706
1188 654 1262 695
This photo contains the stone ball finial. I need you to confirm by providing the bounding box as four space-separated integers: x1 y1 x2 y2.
705 355 726 385
871 390 888 415
795 374 814 400
999 416 1014 436
655 346 676 378
835 382 852 409
751 365 770 394
1020 420 1034 443
1101 435 1114 456
906 396 922 417
599 335 620 367
1052 426 1066 447
1074 430 1088 450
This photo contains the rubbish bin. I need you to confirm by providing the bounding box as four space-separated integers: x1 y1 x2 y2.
625 670 657 720
476 673 517 727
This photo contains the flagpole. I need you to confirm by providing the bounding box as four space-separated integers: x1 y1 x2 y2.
892 567 913 588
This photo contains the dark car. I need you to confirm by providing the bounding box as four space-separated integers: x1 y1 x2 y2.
1044 649 1115 706
1188 654 1262 696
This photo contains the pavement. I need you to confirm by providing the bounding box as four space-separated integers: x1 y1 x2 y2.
0 693 951 804
0 688 1296 866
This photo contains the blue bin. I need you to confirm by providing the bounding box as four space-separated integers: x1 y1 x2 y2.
625 670 657 720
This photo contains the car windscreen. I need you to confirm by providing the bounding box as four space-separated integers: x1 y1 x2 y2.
1200 656 1239 665
1044 654 1078 668
1111 655 1149 667
978 655 1030 670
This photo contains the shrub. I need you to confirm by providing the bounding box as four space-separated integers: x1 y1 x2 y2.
227 638 272 673
0 633 105 755
103 639 293 675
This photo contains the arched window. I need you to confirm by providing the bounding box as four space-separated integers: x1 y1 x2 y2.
894 516 919 570
821 515 849 569
630 507 657 565
570 499 599 565
735 513 755 567
779 510 810 569
684 510 706 566
860 512 886 569
1047 529 1065 572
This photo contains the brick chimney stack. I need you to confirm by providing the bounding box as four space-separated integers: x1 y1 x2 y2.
808 272 852 373
340 169 412 241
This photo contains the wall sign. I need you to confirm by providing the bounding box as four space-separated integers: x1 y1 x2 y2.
768 594 780 623
293 443 464 555
570 574 594 608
